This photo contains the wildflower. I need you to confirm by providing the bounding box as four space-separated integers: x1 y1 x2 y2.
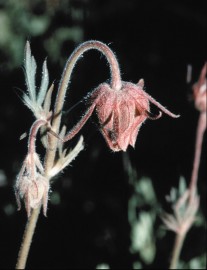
15 153 49 217
58 40 179 152
64 79 179 151
15 119 49 217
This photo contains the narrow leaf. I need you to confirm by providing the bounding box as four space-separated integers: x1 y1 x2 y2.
37 60 49 106
24 42 36 102
61 136 84 170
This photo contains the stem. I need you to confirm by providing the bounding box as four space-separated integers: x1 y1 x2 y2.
53 40 121 139
169 233 185 269
16 207 40 269
16 137 57 269
28 119 47 154
56 40 121 119
49 40 122 167
169 112 206 269
63 103 96 142
189 112 206 199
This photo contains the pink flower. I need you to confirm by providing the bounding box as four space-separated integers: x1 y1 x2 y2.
15 119 50 217
15 152 49 217
64 79 179 151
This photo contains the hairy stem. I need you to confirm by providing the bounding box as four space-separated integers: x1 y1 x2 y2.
28 119 47 154
54 41 121 137
63 103 96 142
16 207 41 269
49 40 122 167
55 40 121 120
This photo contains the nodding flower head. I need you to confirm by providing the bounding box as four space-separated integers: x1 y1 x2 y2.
15 119 50 217
15 152 49 217
64 79 179 152
192 62 207 113
90 80 180 151
90 80 155 151
61 41 179 152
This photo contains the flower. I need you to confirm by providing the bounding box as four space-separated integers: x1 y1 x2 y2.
15 119 50 217
192 62 207 112
91 81 158 151
15 116 84 217
15 152 49 217
64 79 179 151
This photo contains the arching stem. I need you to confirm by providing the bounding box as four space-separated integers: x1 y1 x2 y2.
47 40 122 168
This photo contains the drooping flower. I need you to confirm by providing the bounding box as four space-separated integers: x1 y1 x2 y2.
15 116 84 217
15 152 49 217
64 79 179 151
15 119 50 217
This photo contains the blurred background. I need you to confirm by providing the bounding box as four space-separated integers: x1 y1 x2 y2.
0 0 206 268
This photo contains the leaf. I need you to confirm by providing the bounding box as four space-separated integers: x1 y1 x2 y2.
37 60 49 106
48 136 84 178
24 41 37 102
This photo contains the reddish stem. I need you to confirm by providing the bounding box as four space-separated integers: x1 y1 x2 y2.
63 103 96 142
28 119 47 154
189 112 206 200
53 41 122 138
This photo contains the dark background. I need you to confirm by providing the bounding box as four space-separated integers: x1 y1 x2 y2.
0 0 206 269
